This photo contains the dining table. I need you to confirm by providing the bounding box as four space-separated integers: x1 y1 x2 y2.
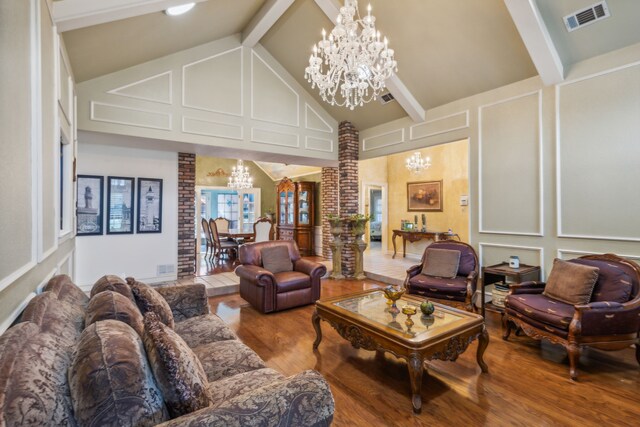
220 228 255 243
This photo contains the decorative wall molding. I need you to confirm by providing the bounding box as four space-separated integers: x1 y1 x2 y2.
362 128 405 152
556 249 640 263
90 101 172 131
250 51 299 128
305 136 333 153
251 127 299 148
556 60 640 242
182 116 243 140
108 70 173 105
0 292 36 335
305 103 333 133
478 90 543 237
182 47 243 116
37 268 58 293
478 242 545 276
409 110 469 141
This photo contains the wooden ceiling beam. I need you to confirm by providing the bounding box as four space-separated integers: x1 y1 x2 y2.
504 0 564 85
242 0 295 47
314 0 426 123
53 0 208 32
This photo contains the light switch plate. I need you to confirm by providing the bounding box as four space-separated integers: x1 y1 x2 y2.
460 195 469 206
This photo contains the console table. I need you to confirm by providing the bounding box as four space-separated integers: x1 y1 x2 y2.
392 230 460 259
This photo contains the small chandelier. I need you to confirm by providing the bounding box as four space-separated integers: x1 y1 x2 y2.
406 152 431 173
227 160 254 190
305 0 397 110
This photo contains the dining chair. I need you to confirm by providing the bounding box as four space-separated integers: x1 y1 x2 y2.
209 218 238 260
214 217 230 234
253 217 274 243
201 217 214 260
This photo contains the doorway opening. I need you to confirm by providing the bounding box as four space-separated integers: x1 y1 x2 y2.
360 182 388 253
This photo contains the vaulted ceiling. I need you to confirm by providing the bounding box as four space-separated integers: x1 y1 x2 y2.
59 0 640 130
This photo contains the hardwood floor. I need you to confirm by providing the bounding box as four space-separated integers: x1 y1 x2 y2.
208 279 640 427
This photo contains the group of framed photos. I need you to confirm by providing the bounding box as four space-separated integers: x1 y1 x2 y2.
77 175 163 236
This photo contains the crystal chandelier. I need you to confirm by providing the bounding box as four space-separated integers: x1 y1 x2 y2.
406 152 431 173
227 160 254 190
305 0 397 110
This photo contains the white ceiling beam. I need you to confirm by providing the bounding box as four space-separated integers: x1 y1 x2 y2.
314 0 425 122
53 0 208 32
242 0 295 47
504 0 564 85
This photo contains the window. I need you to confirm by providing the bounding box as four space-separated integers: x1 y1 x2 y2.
217 193 239 229
59 133 73 237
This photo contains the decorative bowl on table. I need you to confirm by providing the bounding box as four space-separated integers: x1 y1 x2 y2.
382 286 405 308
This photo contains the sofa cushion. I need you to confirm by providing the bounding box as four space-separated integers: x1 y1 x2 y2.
274 271 311 293
142 313 211 418
85 290 144 336
543 259 599 305
192 340 267 382
421 248 460 278
174 314 237 348
69 320 169 426
127 277 175 329
505 306 569 339
92 274 135 303
409 275 468 301
19 291 83 344
427 242 476 276
570 258 634 303
206 368 285 408
506 294 575 331
44 274 89 308
261 246 293 274
0 322 77 426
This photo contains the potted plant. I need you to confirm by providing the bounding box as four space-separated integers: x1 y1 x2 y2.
326 213 344 237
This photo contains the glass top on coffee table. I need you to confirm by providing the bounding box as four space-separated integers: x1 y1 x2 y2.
332 290 466 337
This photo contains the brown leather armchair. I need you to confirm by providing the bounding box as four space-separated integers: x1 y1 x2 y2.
502 254 640 380
235 240 327 313
404 241 479 312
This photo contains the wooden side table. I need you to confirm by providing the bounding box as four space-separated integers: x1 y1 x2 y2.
480 262 541 317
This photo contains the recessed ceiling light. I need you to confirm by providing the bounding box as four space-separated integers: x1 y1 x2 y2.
165 3 195 16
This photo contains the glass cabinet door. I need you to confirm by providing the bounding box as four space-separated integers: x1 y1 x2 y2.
287 191 294 224
279 191 286 223
298 190 309 225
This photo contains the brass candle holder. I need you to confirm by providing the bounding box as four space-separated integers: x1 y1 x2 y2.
402 305 417 328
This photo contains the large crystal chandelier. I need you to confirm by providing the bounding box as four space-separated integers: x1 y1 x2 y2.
227 160 253 190
305 0 397 110
406 152 431 173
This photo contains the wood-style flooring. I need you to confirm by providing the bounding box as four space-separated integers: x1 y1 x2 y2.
208 279 640 427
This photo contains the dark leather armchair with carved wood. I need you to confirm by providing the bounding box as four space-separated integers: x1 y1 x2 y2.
404 241 479 312
235 240 326 313
502 254 640 380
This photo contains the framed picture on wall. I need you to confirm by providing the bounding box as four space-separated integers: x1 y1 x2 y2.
106 176 135 234
137 178 163 233
407 180 443 212
76 175 104 236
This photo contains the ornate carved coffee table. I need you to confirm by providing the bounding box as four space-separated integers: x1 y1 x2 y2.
312 289 489 413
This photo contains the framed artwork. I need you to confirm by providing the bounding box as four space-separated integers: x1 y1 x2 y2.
76 175 104 236
407 180 443 212
107 176 135 234
137 178 163 233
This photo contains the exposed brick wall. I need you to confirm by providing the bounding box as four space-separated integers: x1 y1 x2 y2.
178 153 196 278
339 121 359 276
321 167 339 259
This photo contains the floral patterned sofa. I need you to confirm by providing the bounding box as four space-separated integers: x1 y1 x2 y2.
0 274 334 426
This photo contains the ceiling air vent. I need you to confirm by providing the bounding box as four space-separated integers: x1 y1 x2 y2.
563 1 610 32
380 92 395 104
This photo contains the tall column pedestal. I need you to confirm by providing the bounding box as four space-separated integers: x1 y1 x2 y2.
329 240 345 280
352 240 367 280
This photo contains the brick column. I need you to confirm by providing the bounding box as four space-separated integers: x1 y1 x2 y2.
321 167 339 259
339 121 359 276
177 153 196 279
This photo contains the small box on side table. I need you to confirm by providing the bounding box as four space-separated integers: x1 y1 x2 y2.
480 262 541 317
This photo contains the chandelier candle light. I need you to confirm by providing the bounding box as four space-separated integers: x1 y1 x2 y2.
227 160 254 190
305 0 397 110
406 152 431 173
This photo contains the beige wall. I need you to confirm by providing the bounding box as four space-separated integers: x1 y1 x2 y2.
360 42 640 277
0 0 77 331
359 140 469 257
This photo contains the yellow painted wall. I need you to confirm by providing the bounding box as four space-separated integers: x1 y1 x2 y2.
360 139 469 257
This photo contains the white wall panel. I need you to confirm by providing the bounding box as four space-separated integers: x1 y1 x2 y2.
479 243 545 276
557 63 640 241
479 91 542 236
91 102 172 130
410 111 469 140
362 129 405 151
251 51 299 127
251 128 299 147
182 116 243 140
110 71 172 104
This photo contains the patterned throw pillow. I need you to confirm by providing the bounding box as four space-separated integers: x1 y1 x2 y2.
543 259 599 305
127 277 175 328
68 320 169 427
92 274 135 303
142 312 212 418
261 245 293 273
421 248 461 279
85 290 144 337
